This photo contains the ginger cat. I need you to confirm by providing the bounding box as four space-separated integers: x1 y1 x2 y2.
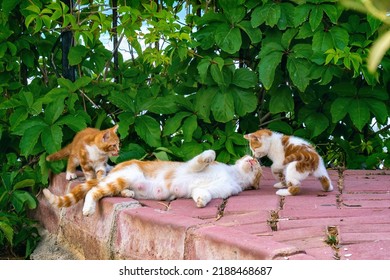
43 150 262 215
244 129 333 196
46 125 120 181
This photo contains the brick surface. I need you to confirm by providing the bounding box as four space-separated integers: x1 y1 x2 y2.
113 207 206 260
33 168 390 259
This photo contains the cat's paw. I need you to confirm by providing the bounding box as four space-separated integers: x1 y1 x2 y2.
82 192 96 216
200 150 216 164
82 203 96 216
120 189 135 198
327 184 334 192
273 182 286 189
66 172 78 181
275 189 293 196
196 197 206 208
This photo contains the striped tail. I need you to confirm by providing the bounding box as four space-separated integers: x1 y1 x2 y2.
46 144 72 161
43 179 99 208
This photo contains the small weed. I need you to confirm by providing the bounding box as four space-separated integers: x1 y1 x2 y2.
267 210 279 231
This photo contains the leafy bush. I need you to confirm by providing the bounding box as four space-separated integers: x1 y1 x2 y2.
0 0 389 257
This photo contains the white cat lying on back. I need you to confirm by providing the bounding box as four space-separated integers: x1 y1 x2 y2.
43 150 262 215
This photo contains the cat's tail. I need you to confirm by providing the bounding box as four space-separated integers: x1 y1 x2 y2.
46 144 72 161
43 179 99 208
82 178 131 216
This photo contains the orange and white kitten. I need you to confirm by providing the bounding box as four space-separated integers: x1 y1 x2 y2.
43 150 262 215
244 129 333 196
46 125 120 181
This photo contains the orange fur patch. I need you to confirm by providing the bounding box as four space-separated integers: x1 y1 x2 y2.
252 169 262 189
287 185 300 195
283 140 320 173
164 169 175 190
245 129 273 151
319 176 330 191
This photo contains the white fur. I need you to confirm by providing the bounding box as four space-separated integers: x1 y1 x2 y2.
85 144 109 177
82 150 261 215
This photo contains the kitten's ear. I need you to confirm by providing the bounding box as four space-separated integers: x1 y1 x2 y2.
102 131 110 142
244 133 251 140
112 124 119 133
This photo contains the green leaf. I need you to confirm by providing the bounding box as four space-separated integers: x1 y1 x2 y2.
237 21 262 44
258 51 283 90
210 64 226 86
41 125 63 154
232 68 257 89
304 113 329 137
0 221 13 246
163 112 192 136
309 6 323 31
143 96 179 114
348 99 370 131
182 115 198 142
12 118 47 136
312 30 333 53
44 98 65 124
117 112 135 139
11 190 37 213
194 88 217 123
292 4 311 27
197 57 211 83
116 143 147 163
329 26 349 51
231 87 257 116
219 0 246 24
268 121 293 135
193 26 216 50
68 45 89 66
365 99 388 124
56 114 87 132
330 97 350 122
108 93 135 112
13 179 35 190
269 86 294 113
211 91 235 122
40 88 69 104
287 57 311 92
251 3 281 28
19 122 47 156
278 2 296 30
135 115 161 147
57 78 77 92
74 76 92 89
322 4 339 24
215 24 242 54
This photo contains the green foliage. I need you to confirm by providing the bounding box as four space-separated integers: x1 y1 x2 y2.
0 0 389 257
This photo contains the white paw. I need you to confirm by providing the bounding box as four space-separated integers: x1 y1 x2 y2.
276 189 292 196
121 189 135 198
82 192 96 216
273 182 286 189
200 150 216 163
82 206 95 216
66 172 77 181
327 184 334 192
196 197 206 208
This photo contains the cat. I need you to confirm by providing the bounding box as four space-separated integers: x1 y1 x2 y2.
46 124 120 181
42 149 262 216
244 129 333 196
